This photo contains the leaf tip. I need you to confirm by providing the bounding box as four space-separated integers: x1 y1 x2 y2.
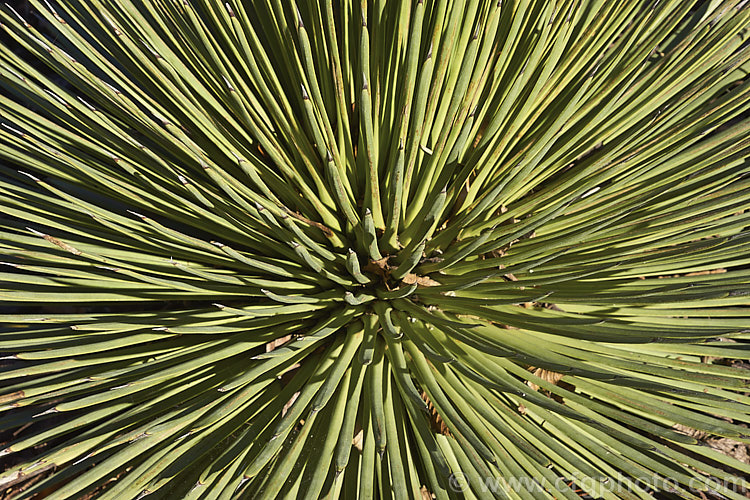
32 407 58 418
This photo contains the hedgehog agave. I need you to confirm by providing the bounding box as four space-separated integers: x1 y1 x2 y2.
0 0 750 498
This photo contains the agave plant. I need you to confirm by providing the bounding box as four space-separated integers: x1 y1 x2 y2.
1 0 750 497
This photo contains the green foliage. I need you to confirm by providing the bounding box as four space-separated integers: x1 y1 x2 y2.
1 0 750 498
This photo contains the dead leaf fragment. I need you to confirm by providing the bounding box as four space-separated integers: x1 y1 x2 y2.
352 429 364 452
43 234 81 255
421 391 451 436
402 273 441 287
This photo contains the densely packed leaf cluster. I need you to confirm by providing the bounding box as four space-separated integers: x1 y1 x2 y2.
1 0 750 498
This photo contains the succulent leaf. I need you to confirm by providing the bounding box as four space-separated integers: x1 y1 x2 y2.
1 0 750 498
